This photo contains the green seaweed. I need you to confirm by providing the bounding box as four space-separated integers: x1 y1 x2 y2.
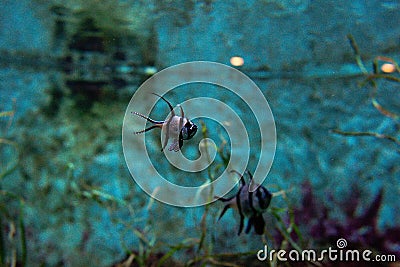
18 203 27 267
0 102 25 266
0 103 19 180
0 216 3 266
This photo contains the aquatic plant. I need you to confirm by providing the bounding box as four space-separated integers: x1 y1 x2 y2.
0 102 25 266
11 90 136 265
289 181 400 259
332 35 400 148
154 0 195 27
159 122 310 266
112 121 256 266
259 0 310 17
0 103 18 180
41 0 154 39
33 0 158 106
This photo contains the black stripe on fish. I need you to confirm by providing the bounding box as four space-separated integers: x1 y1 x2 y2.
249 190 256 213
246 190 263 234
178 131 183 149
257 187 272 210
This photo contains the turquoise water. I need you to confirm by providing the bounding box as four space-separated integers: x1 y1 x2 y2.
0 0 399 266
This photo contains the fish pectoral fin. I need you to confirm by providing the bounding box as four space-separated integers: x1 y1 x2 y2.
168 139 180 152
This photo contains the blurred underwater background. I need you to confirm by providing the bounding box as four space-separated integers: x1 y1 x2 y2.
0 0 400 266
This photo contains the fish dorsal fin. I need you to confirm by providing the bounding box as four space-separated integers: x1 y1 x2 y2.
230 170 246 186
246 170 253 181
246 170 261 191
152 93 175 116
178 104 185 119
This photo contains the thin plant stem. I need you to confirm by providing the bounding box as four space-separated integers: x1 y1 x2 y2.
331 129 400 146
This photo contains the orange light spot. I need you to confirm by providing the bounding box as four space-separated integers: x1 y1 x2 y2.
230 56 244 67
381 63 396 73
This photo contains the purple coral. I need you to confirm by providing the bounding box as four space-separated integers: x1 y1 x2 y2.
285 181 400 258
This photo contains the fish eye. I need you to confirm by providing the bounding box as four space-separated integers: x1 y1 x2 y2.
189 124 197 136
180 121 197 140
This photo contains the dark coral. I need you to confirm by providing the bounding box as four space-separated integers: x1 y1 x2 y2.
287 181 400 259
